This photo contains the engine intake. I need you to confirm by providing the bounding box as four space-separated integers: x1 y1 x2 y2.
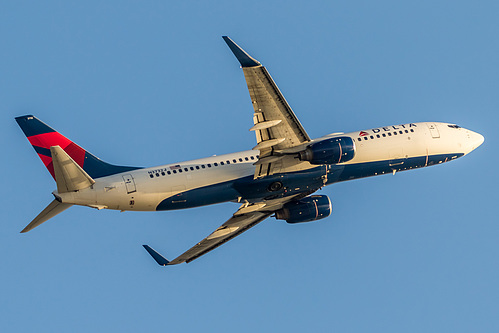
275 195 332 224
299 137 355 165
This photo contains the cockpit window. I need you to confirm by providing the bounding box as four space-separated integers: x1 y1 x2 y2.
448 124 461 129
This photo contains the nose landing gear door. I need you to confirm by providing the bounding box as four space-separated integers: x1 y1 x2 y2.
123 174 137 194
427 123 440 138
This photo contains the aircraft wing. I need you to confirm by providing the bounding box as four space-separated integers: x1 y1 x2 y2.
143 194 305 265
223 36 311 178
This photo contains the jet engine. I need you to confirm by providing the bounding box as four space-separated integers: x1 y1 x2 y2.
298 137 355 165
275 195 332 224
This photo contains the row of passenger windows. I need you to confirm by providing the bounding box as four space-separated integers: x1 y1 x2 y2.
357 129 414 142
149 155 259 178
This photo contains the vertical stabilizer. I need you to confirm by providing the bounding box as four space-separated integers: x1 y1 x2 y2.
15 115 141 179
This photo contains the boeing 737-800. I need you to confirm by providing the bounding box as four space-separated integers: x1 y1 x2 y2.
16 36 484 266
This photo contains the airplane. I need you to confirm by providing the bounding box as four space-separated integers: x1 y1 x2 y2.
16 36 484 266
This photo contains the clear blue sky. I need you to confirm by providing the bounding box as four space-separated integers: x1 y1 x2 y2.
1 1 498 332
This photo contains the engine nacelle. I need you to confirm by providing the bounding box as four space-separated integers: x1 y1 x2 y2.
275 195 332 224
299 136 355 165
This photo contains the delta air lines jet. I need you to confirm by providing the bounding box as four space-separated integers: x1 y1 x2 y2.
16 37 484 266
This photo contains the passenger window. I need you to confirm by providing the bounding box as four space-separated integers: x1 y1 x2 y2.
178 169 182 173
161 172 165 176
393 132 397 135
364 137 368 140
370 136 374 139
167 171 171 175
388 132 392 136
410 129 414 133
250 156 254 160
405 130 408 133
239 158 243 162
221 161 225 165
214 163 218 166
149 174 154 178
201 165 205 169
155 173 159 177
399 131 403 134
190 167 194 170
227 161 231 164
173 170 177 174
358 138 362 142
245 157 249 161
207 164 211 168
382 133 386 137
195 166 199 170
376 134 380 138
184 168 188 172
233 159 237 163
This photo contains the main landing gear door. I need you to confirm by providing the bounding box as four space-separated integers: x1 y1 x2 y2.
427 123 440 138
123 174 137 194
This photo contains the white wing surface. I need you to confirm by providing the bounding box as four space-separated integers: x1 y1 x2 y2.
223 36 311 178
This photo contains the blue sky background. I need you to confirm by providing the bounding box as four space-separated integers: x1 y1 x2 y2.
1 1 498 332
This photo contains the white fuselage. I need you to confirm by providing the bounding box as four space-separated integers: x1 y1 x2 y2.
55 122 484 212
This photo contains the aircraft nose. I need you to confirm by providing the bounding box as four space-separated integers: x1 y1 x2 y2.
471 131 484 148
466 130 484 153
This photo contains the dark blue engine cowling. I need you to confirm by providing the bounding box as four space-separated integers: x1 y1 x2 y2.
299 137 355 165
275 195 332 224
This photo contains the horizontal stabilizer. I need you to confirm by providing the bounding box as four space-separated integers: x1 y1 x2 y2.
21 199 73 233
143 245 171 266
51 146 95 193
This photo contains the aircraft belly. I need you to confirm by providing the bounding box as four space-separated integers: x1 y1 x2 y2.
233 166 326 201
331 153 464 183
155 166 327 211
156 181 240 210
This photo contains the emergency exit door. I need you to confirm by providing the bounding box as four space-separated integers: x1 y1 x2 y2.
427 123 440 138
123 174 137 194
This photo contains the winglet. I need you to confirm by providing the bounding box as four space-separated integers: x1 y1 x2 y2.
142 245 170 266
222 36 261 67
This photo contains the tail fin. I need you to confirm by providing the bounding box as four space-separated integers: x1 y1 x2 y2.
16 115 141 179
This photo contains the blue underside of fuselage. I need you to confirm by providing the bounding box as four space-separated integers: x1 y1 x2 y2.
155 153 463 211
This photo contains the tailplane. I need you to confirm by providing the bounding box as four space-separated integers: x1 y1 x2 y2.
51 145 95 193
20 147 95 232
20 199 73 233
15 115 141 179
